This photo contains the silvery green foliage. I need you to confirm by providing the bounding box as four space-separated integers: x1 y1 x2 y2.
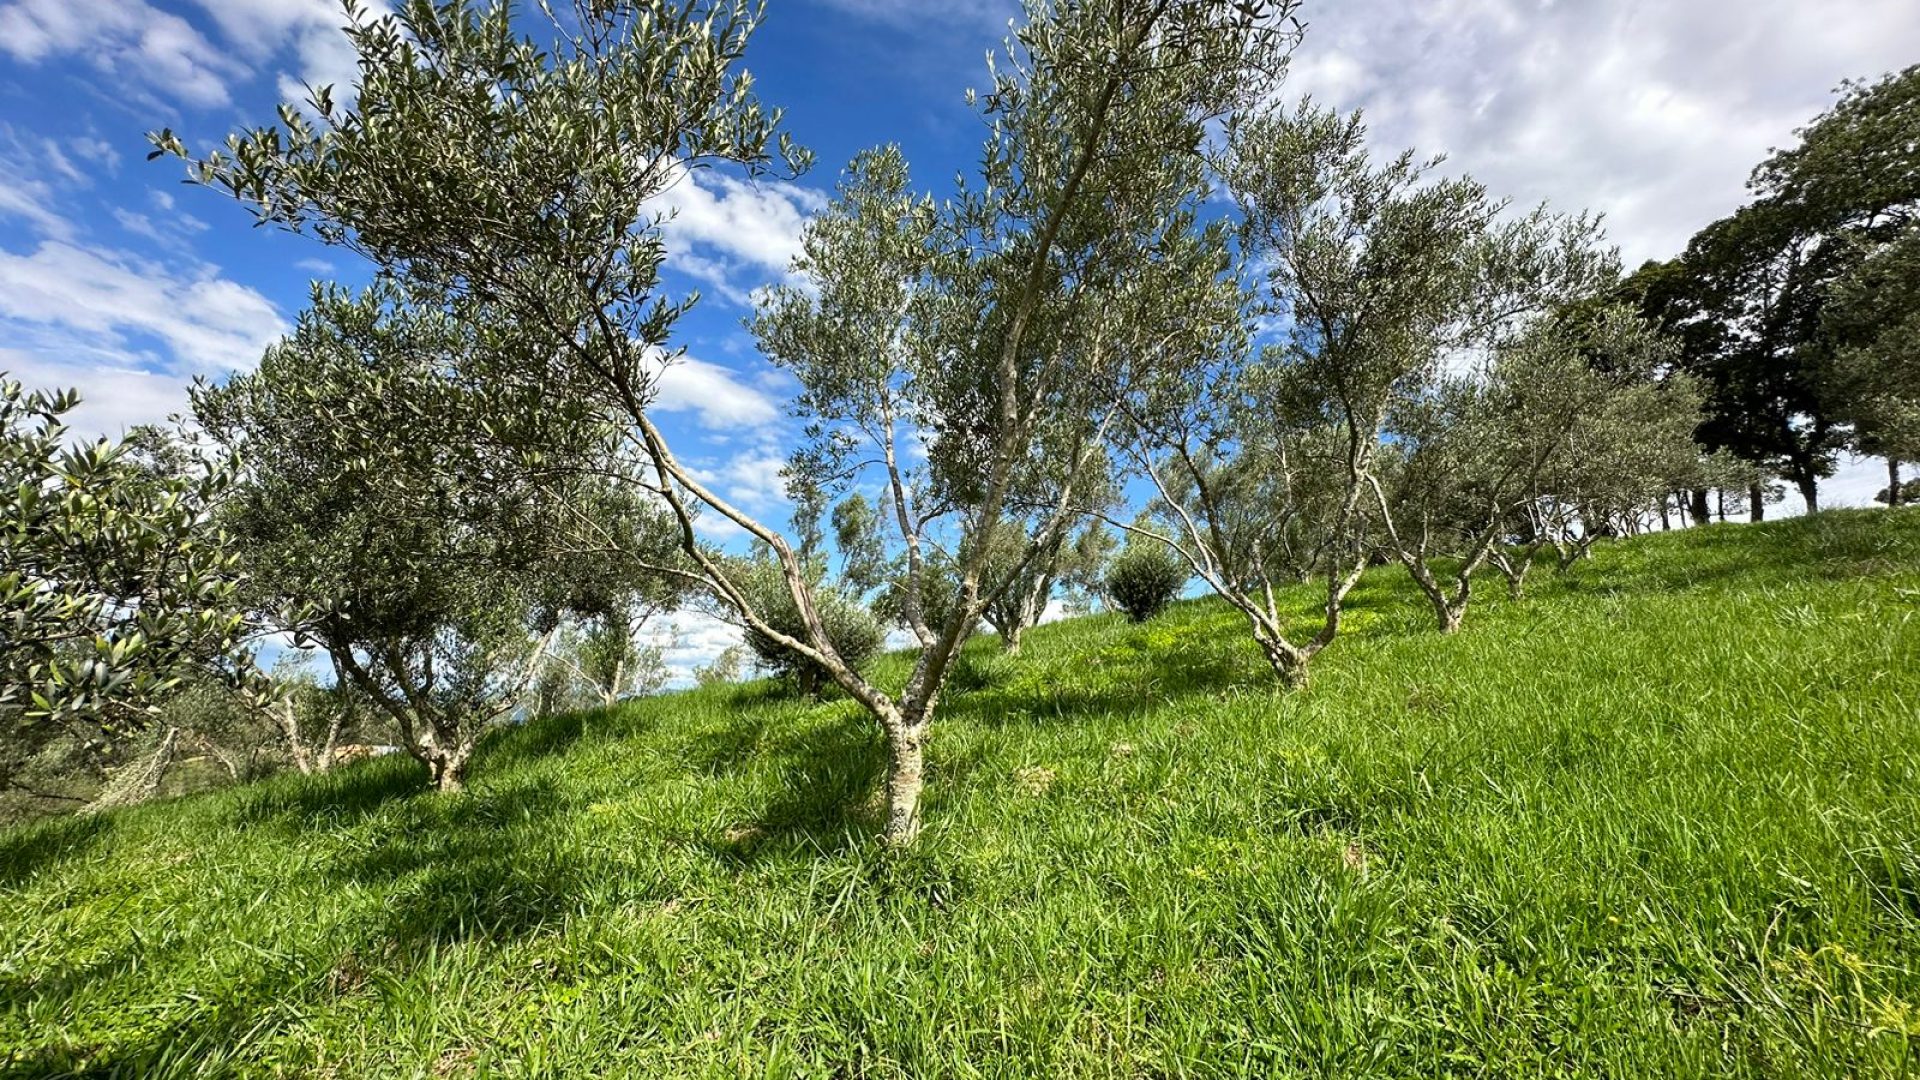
192 284 662 791
1105 540 1187 624
1120 102 1613 682
741 0 1298 838
1375 306 1705 625
157 0 1300 842
1 378 253 776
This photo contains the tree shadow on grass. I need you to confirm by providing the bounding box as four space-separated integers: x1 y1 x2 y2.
226 752 428 833
0 812 112 888
702 716 887 865
684 713 773 777
940 628 1270 732
322 776 594 952
2 961 319 1080
477 702 641 772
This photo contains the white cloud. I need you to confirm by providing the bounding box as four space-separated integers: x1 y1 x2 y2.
112 205 207 247
813 0 1013 32
0 348 190 435
661 171 826 272
0 239 284 382
649 353 781 429
1285 0 1920 267
643 608 748 688
69 137 120 174
0 0 244 109
0 170 70 240
41 139 82 184
183 0 388 106
690 448 792 513
0 125 78 239
653 169 827 305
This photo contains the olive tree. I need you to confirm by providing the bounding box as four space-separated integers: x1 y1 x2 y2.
157 0 1296 844
1118 103 1609 684
193 284 657 792
1 379 255 803
1372 307 1694 631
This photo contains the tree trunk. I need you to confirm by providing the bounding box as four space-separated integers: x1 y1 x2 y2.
1716 489 1727 522
882 722 925 846
1890 459 1905 507
430 748 470 794
1798 475 1819 515
1004 622 1023 655
1688 488 1711 527
1401 556 1467 634
1749 482 1765 522
1260 640 1309 689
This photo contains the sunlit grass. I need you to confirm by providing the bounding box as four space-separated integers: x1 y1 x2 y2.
3 509 1918 1077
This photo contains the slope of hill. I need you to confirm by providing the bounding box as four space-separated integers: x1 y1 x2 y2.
4 510 1919 1078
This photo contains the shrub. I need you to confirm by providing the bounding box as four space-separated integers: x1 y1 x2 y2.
1105 542 1187 623
739 564 886 696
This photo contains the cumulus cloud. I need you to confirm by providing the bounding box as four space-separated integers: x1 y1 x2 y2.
649 353 782 430
0 0 244 109
1284 0 1920 267
0 241 285 435
0 0 386 114
0 241 284 373
643 609 749 688
183 0 388 106
652 169 827 306
0 347 192 435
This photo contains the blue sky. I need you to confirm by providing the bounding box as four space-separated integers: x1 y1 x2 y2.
2 0 1914 675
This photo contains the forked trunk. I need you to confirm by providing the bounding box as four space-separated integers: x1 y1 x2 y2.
1491 546 1537 601
1004 622 1023 655
1403 556 1469 634
1256 634 1311 689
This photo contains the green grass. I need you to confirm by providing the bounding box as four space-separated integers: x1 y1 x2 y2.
5 510 1920 1078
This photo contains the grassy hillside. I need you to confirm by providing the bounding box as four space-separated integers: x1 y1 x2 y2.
4 510 1920 1078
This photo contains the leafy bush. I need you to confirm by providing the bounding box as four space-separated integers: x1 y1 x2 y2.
739 563 886 696
1105 542 1187 623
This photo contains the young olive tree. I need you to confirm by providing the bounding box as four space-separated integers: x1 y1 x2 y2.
1119 103 1609 683
158 0 1296 843
538 601 679 713
745 0 1290 840
1 380 255 804
1372 306 1686 631
194 284 659 792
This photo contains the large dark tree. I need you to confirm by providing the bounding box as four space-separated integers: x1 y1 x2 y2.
1625 64 1920 515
